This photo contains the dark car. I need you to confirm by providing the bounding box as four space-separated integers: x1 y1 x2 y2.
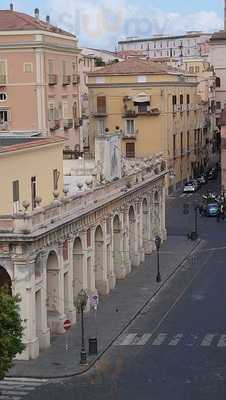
197 175 207 185
207 168 217 181
203 202 219 217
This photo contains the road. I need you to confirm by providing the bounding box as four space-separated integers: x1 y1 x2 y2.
11 178 226 399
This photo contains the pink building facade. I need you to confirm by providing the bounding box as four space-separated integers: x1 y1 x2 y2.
0 8 82 150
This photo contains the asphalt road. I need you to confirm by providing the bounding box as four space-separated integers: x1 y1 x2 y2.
23 177 226 399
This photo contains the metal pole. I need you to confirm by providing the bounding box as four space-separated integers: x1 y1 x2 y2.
80 306 87 365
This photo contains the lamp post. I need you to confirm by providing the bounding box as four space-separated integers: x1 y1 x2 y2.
76 289 88 365
155 235 162 283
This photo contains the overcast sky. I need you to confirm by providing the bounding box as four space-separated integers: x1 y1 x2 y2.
1 0 224 49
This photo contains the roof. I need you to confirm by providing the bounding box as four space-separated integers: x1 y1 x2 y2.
118 32 211 44
0 10 75 37
88 58 182 76
0 136 64 154
210 30 226 42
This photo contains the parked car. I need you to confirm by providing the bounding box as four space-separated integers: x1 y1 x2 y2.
197 175 207 185
183 181 197 193
202 202 219 217
207 168 217 181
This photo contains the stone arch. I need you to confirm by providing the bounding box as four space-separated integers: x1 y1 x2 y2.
113 214 121 278
73 236 84 302
142 198 149 252
94 225 104 290
46 250 59 313
0 265 12 295
129 205 136 264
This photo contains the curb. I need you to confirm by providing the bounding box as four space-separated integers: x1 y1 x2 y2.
9 238 203 380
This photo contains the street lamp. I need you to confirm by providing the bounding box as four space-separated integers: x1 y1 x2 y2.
155 235 162 283
76 289 88 365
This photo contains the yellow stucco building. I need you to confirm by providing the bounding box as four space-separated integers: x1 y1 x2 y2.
0 136 64 214
88 58 212 192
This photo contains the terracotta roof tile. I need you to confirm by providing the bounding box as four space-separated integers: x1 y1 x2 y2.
88 58 180 76
0 10 75 37
0 136 64 154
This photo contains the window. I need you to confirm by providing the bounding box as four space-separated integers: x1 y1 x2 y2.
72 62 76 73
216 77 221 88
0 60 7 83
126 119 135 135
180 95 183 105
53 169 59 191
126 142 135 158
137 75 147 83
216 101 221 110
0 92 7 101
172 95 177 106
173 134 176 159
98 119 105 135
0 109 10 124
180 132 183 156
12 180 20 214
187 94 190 104
195 66 200 73
136 102 149 113
189 66 194 74
24 63 33 73
62 60 66 75
48 102 55 121
62 101 69 119
97 96 106 114
31 176 37 210
187 131 190 152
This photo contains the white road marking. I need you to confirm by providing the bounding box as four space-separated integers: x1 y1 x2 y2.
152 333 167 346
118 333 138 346
0 378 46 400
169 334 183 346
201 334 216 347
134 334 152 346
218 335 226 347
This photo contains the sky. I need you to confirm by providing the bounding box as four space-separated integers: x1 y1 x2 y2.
0 0 224 49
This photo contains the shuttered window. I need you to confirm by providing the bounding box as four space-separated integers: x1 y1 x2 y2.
97 96 106 114
126 142 135 158
13 180 20 213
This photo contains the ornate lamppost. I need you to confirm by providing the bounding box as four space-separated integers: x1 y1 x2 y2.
76 289 88 365
155 235 162 283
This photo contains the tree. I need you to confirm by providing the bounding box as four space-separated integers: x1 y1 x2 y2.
0 288 25 380
95 57 105 67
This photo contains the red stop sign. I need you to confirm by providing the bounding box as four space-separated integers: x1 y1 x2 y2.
64 319 72 331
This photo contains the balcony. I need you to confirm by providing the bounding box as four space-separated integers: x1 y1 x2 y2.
0 75 6 85
123 109 137 118
136 107 160 116
48 74 58 85
72 74 80 84
94 110 107 118
122 129 138 139
64 119 73 130
63 75 71 86
49 120 60 130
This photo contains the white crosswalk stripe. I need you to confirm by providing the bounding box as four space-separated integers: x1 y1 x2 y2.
0 378 47 400
115 333 226 348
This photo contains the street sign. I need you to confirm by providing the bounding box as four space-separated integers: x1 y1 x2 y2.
64 319 72 331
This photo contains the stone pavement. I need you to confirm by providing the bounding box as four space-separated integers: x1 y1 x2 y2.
8 235 202 379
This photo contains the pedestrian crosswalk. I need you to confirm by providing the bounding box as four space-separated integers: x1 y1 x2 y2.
115 332 226 348
0 378 47 400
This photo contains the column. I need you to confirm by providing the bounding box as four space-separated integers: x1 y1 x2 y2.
160 186 167 240
67 236 77 324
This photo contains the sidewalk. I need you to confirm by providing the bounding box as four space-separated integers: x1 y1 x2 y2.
8 235 202 379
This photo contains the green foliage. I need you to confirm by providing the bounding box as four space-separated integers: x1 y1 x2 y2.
0 288 25 380
94 57 105 67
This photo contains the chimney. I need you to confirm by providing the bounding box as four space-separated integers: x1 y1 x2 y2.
46 15 50 24
10 3 13 11
225 0 226 30
34 8 39 20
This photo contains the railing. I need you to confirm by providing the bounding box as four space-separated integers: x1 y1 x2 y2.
0 155 166 235
122 129 138 139
0 122 9 131
63 75 71 85
48 74 58 85
72 74 80 84
64 119 73 129
0 75 6 85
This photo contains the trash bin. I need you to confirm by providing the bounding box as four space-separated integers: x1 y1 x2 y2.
89 337 98 355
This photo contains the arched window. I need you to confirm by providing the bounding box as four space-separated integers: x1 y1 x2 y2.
216 77 221 88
